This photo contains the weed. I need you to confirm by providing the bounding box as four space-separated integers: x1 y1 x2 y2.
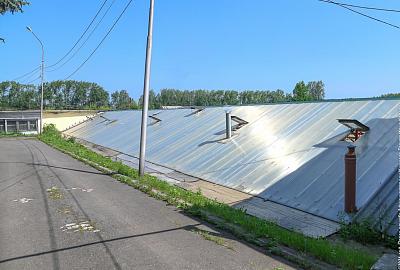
66 136 76 143
0 132 36 138
339 220 397 249
57 206 73 215
192 228 234 250
46 186 63 200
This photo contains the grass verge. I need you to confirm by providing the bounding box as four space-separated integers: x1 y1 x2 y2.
38 124 378 270
191 228 234 250
0 132 36 137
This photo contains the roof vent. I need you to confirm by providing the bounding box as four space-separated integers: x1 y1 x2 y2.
338 119 369 142
185 106 205 117
149 112 162 125
231 115 249 131
100 115 118 125
190 106 204 114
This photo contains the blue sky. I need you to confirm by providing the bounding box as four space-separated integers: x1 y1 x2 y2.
1 0 399 99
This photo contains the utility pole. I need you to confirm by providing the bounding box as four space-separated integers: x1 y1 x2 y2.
139 0 155 177
26 26 44 134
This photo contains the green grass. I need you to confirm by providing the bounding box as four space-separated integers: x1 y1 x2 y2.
0 132 36 137
191 228 234 250
38 124 378 270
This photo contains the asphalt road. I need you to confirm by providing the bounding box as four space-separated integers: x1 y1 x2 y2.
0 138 298 270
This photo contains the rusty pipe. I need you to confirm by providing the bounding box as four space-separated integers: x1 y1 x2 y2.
344 145 357 213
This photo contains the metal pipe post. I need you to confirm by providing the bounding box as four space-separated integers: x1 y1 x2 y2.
27 26 44 134
40 44 44 134
139 0 155 177
226 111 232 139
344 145 357 213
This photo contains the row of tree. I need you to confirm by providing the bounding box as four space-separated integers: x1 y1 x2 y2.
0 80 111 110
145 81 325 108
0 80 326 110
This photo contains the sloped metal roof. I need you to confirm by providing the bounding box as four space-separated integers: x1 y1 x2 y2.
0 110 40 119
354 171 398 236
66 100 399 234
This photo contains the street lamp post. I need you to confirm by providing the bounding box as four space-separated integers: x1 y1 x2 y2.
26 26 44 134
138 0 155 177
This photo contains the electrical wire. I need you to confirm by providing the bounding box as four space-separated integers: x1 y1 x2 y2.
24 76 41 84
319 0 400 13
11 66 40 81
320 0 400 29
46 0 110 69
64 0 133 80
19 69 41 84
10 0 109 81
47 0 117 73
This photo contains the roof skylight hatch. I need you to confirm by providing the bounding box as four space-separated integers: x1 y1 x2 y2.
190 106 204 114
231 115 249 131
338 119 369 142
149 112 162 125
184 106 205 117
100 115 118 125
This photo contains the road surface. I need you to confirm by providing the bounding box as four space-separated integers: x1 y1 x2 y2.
0 138 298 270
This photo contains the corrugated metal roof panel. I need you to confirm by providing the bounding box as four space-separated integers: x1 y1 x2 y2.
66 100 399 234
0 111 40 119
355 171 398 236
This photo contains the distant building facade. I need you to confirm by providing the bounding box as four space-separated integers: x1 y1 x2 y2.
0 111 40 134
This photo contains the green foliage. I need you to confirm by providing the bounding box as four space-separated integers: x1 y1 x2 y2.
111 90 137 110
138 89 161 109
293 81 311 101
339 220 397 249
0 81 38 109
307 80 325 100
0 131 34 137
39 126 377 270
43 80 109 109
140 85 323 108
0 0 29 42
1 79 327 110
0 80 111 110
380 93 400 98
0 0 29 15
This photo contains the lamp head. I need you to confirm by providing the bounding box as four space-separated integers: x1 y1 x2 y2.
26 26 32 32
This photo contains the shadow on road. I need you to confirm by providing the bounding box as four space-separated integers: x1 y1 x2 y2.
0 224 201 264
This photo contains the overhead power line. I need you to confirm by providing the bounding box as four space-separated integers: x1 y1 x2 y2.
20 69 41 84
11 66 40 81
319 0 400 13
10 0 109 81
25 76 41 84
46 0 110 69
320 0 400 30
64 0 134 80
47 0 117 73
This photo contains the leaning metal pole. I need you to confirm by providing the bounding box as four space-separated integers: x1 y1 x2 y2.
139 0 155 177
40 43 44 134
27 27 44 134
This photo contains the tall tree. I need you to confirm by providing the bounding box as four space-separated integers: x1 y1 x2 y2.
293 81 310 101
1 0 29 42
0 0 29 14
380 93 400 98
88 83 109 109
307 81 325 100
111 90 136 109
